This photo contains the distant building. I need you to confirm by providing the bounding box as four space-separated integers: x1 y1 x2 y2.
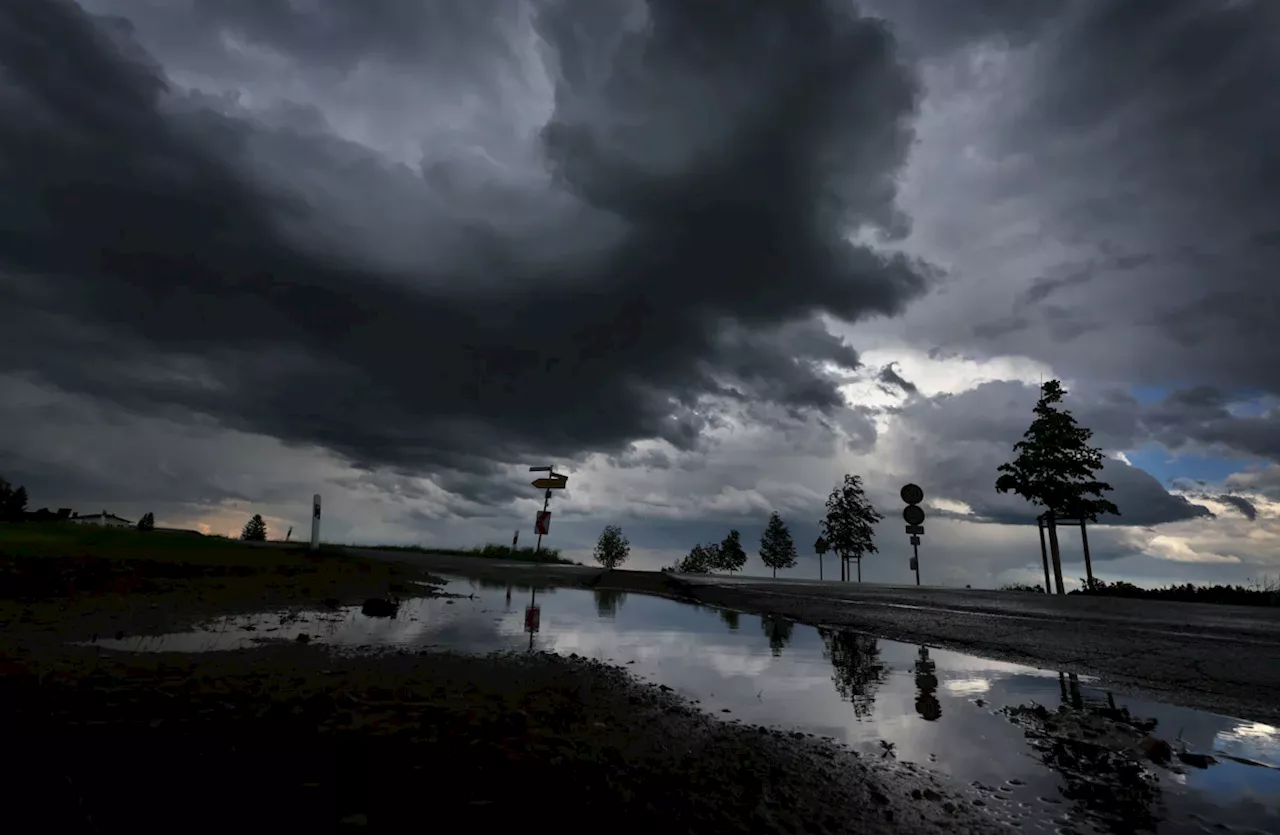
69 510 134 528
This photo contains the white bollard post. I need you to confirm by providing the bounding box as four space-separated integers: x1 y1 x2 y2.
310 494 321 551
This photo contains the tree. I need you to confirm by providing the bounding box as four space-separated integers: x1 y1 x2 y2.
819 628 887 718
6 485 28 521
0 478 27 521
717 529 747 574
668 542 719 573
137 512 155 532
593 588 627 618
762 615 794 656
593 524 631 570
996 380 1119 594
240 514 268 542
820 475 883 582
759 511 798 578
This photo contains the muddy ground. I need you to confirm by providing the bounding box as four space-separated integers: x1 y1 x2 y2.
1 542 1000 835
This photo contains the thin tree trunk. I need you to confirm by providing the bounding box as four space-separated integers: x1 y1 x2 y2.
772 567 776 579
1080 520 1094 588
856 557 862 582
1046 510 1065 595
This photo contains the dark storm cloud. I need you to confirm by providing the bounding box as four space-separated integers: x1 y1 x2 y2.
0 1 927 490
984 0 1280 393
859 0 1059 55
1142 387 1280 461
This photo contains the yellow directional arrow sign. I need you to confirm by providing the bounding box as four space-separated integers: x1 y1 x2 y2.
531 477 568 489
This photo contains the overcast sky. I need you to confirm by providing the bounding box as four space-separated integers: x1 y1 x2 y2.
3 0 1277 588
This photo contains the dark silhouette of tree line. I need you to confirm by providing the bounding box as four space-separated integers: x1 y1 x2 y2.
1072 576 1279 607
0 477 29 522
666 482 881 581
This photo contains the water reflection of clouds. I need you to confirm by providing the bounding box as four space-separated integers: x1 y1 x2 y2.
1214 721 1280 767
81 575 1279 834
941 678 991 696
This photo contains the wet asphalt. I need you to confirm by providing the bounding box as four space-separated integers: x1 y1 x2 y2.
348 549 1280 726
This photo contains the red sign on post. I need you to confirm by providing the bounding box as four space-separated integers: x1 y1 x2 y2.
535 511 551 535
525 605 541 633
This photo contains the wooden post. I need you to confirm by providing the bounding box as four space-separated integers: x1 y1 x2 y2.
1046 510 1066 595
1080 519 1094 588
1037 516 1051 594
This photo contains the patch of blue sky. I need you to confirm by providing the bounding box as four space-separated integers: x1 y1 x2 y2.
1123 443 1262 487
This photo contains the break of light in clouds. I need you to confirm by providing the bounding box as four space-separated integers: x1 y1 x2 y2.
1 0 1278 587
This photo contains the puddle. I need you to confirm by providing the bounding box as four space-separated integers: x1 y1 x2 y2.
86 576 1280 834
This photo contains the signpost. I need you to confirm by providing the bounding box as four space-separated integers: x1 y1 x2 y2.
814 536 829 582
900 484 925 585
310 494 321 552
528 466 566 553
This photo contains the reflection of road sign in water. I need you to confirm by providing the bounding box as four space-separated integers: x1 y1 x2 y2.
310 494 322 552
903 504 925 526
535 511 551 535
531 476 568 489
525 605 540 633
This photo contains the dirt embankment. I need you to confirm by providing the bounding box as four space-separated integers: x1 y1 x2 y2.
1 544 1003 835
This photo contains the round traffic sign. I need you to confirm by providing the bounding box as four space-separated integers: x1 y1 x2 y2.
903 504 925 526
900 483 924 505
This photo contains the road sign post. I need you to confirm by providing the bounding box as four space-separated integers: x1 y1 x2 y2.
900 484 925 586
529 466 567 554
525 586 540 649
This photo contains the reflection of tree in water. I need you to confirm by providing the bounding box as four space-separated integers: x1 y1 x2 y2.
761 615 793 657
913 646 941 722
818 629 886 718
1004 674 1162 833
718 609 740 631
593 588 627 619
